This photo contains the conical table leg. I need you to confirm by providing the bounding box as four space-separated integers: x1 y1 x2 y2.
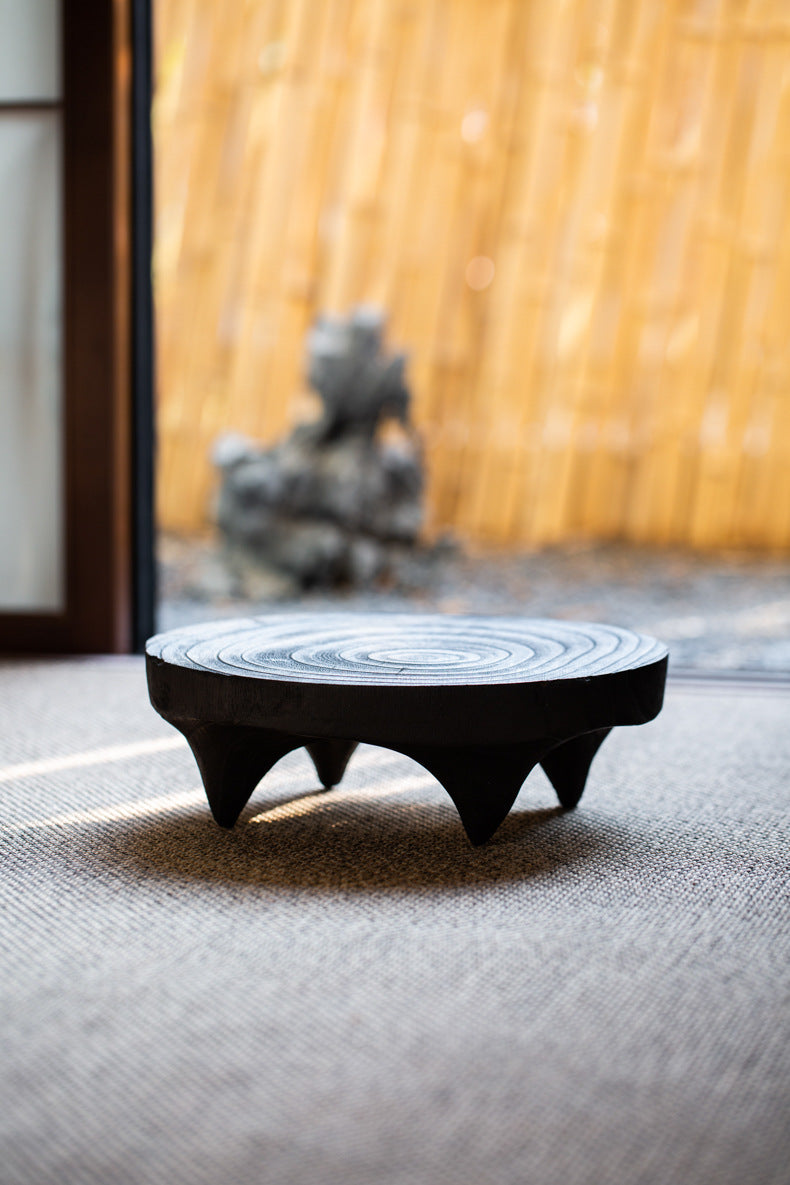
540 728 611 809
178 723 612 843
181 723 303 829
395 740 551 846
305 739 358 789
392 728 612 844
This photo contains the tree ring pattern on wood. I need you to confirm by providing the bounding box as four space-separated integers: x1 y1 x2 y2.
146 612 667 687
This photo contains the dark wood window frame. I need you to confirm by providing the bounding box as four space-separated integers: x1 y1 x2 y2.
0 0 154 655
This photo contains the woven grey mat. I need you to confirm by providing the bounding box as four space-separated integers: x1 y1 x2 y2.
1 659 788 1185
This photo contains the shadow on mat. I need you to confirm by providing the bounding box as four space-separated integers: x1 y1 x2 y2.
85 782 625 890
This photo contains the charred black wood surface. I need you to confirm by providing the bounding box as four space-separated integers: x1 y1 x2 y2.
146 613 668 845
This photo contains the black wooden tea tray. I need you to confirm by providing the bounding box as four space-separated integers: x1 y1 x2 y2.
146 613 668 845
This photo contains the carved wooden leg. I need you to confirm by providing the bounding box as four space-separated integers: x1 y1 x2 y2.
540 728 611 809
304 739 358 789
396 741 550 846
180 723 303 828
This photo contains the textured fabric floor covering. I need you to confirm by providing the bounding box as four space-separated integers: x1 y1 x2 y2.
0 658 788 1185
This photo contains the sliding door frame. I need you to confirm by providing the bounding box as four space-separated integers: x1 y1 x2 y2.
0 0 154 654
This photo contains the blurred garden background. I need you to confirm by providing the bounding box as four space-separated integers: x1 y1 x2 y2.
152 0 790 669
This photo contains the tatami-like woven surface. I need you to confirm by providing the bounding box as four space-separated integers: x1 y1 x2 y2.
1 658 788 1185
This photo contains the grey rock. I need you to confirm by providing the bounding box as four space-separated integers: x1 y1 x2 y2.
212 432 260 471
213 308 425 588
348 537 385 586
306 306 409 442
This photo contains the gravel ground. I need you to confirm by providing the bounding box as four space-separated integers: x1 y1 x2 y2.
157 533 790 674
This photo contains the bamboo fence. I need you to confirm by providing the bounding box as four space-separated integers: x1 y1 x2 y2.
154 0 790 549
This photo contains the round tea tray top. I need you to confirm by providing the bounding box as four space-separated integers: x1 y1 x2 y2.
146 611 667 687
146 612 668 845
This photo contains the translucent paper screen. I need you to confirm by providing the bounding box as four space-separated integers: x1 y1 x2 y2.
0 0 60 102
0 115 63 610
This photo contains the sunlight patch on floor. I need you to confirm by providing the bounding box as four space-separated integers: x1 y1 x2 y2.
247 771 435 826
2 788 205 833
0 736 187 784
